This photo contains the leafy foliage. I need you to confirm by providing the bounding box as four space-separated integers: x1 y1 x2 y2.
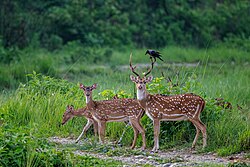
99 89 131 99
0 120 70 167
22 71 75 95
0 112 123 166
0 1 250 49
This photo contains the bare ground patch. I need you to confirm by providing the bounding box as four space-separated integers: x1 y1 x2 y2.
48 137 250 166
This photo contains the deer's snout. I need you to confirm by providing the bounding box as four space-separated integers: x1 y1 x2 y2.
138 85 143 90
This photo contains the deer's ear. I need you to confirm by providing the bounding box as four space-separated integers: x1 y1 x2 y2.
79 83 85 90
69 105 74 111
66 105 71 112
92 83 97 90
130 75 137 82
146 76 153 83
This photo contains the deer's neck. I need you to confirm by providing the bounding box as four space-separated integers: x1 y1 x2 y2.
85 95 92 104
86 95 96 109
136 89 149 109
73 109 85 116
137 89 148 101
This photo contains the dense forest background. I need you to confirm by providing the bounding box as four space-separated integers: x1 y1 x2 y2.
1 0 250 50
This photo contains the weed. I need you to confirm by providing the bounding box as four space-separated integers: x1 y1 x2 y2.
154 156 185 164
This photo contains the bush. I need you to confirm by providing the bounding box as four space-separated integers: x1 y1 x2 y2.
0 47 21 64
0 120 69 167
0 109 122 166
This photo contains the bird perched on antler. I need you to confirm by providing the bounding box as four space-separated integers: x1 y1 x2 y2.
145 49 164 62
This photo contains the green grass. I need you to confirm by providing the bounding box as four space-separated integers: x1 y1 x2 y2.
1 63 249 154
1 45 250 90
0 45 249 165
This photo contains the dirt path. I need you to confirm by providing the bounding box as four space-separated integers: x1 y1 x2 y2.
49 137 249 166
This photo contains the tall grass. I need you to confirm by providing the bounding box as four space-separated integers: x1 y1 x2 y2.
201 65 250 106
109 45 250 65
1 61 249 156
1 45 249 90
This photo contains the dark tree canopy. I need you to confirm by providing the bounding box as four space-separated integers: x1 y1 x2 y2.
0 0 249 49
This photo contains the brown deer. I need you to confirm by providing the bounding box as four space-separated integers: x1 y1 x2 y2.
61 105 98 143
129 53 207 152
79 83 146 150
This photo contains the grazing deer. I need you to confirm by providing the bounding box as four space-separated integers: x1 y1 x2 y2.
129 53 207 152
79 83 146 150
61 105 98 143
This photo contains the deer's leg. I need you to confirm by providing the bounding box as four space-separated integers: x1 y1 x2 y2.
76 119 93 143
93 120 98 137
98 121 106 143
190 119 207 148
130 119 139 149
152 119 160 152
198 120 207 148
189 119 200 148
132 119 146 150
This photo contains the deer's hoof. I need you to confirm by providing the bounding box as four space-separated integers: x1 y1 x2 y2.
191 146 195 151
150 149 158 154
140 147 145 151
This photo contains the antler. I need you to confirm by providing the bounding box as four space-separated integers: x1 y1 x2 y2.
143 58 155 77
129 53 140 77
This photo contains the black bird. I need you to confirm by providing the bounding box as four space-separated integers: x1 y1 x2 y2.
145 49 164 62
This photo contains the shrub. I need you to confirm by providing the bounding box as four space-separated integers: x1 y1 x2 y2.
0 119 69 167
0 111 122 166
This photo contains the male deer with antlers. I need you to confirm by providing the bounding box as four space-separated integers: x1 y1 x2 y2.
79 83 146 150
61 105 98 143
129 53 207 152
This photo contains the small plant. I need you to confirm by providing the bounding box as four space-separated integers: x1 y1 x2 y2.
228 162 249 167
99 89 132 99
22 71 76 95
238 130 250 151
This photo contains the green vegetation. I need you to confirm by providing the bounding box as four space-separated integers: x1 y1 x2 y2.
0 118 123 166
1 45 250 90
1 1 250 49
1 46 249 166
1 56 249 165
0 0 249 166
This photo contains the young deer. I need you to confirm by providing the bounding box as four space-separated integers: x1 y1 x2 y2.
129 54 207 152
80 83 146 150
61 105 98 143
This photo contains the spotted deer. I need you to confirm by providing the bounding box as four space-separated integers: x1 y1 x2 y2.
129 53 207 152
62 105 98 143
80 83 146 150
